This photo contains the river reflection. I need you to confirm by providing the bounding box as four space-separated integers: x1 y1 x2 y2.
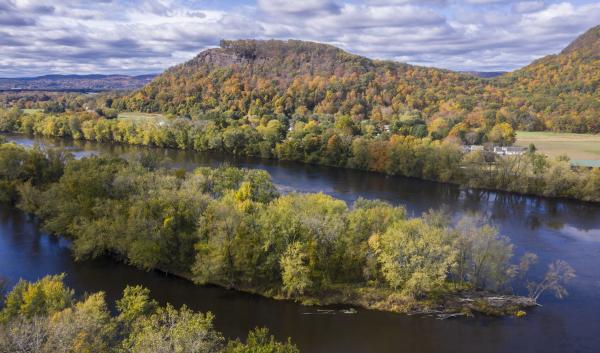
1 134 600 353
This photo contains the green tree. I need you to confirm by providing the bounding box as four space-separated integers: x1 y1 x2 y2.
45 293 116 353
452 217 515 290
1 274 73 323
193 195 246 288
122 304 224 353
116 286 158 333
487 123 516 146
280 242 312 298
224 328 299 353
369 219 456 297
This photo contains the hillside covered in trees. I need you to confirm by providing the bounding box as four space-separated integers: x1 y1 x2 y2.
117 25 600 137
496 24 600 133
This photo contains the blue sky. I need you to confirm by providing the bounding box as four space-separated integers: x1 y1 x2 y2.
1 0 599 77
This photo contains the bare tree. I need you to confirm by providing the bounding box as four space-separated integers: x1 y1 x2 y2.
528 260 576 302
0 316 48 353
518 252 539 279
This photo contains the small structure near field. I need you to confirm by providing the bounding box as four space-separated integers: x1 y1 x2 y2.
462 145 528 156
463 145 485 153
493 146 527 156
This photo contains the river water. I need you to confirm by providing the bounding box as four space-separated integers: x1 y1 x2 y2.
1 134 599 353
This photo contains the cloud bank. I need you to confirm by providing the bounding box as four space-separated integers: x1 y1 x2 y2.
1 0 599 76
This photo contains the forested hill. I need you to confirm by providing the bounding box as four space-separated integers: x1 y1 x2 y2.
495 24 600 132
118 24 600 135
120 39 485 134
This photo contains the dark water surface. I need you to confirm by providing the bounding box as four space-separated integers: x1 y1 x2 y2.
1 134 600 353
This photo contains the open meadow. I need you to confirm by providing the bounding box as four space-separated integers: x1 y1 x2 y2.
22 108 43 114
117 111 167 122
515 131 600 167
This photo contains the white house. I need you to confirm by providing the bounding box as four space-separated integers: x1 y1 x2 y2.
493 146 527 156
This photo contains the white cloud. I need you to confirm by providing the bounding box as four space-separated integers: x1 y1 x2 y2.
367 0 447 4
307 4 446 29
257 0 340 16
463 0 516 4
513 1 546 13
0 0 598 76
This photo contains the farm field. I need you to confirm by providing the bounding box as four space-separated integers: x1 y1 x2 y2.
22 108 43 114
117 111 167 122
515 131 600 167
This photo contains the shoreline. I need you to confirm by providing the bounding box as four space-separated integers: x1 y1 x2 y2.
2 131 599 206
161 268 536 319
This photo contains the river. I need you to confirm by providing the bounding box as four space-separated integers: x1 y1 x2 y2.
1 134 599 353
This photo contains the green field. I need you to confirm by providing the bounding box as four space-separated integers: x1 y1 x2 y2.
22 108 43 114
515 131 600 167
117 111 167 122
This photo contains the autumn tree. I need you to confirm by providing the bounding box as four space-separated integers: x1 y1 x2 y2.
487 122 516 146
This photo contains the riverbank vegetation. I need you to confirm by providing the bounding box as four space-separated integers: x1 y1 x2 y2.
0 275 298 353
0 142 576 316
1 108 599 202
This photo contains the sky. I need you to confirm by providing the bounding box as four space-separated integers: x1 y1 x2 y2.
1 0 599 77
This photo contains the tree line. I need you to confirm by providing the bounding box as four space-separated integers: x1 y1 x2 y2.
1 109 599 202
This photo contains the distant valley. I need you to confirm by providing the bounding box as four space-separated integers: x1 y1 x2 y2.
0 74 157 91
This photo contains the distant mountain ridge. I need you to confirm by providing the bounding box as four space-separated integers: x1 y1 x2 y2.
0 74 158 91
11 74 157 80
